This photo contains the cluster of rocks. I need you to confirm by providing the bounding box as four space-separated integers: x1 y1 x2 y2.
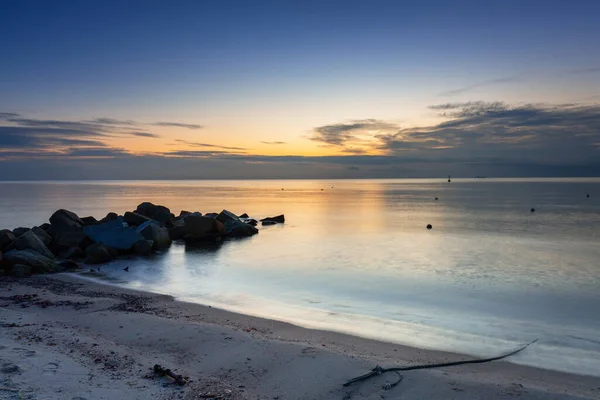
0 202 284 277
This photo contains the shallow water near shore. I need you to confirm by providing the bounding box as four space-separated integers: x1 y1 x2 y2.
1 178 600 376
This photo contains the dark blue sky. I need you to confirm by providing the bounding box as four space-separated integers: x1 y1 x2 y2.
1 0 599 179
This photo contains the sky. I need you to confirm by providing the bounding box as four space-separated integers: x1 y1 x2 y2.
1 0 599 179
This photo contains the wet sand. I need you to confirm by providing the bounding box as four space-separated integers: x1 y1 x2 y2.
0 274 598 400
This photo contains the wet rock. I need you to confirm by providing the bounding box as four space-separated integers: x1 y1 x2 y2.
2 249 57 273
32 226 52 246
39 222 51 231
81 216 98 226
132 240 153 256
241 218 258 227
60 246 85 260
12 227 30 237
49 209 84 231
123 211 152 227
0 229 16 250
260 215 285 224
83 218 145 250
13 230 55 259
176 214 226 242
12 264 32 277
137 222 171 250
204 212 219 219
135 202 174 225
239 213 250 219
85 243 113 264
261 220 277 226
178 210 194 218
217 210 259 237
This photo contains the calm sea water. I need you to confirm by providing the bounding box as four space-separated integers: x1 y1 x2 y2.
1 179 599 376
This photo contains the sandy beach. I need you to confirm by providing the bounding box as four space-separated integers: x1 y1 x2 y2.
0 274 598 400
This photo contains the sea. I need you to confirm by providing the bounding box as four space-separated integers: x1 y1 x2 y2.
1 178 599 376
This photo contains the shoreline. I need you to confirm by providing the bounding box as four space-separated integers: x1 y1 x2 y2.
1 274 598 400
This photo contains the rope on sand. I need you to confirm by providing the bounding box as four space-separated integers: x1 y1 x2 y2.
343 339 538 389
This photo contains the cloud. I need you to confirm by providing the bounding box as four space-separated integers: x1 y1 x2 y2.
174 139 246 151
63 147 131 157
86 118 138 125
128 131 160 138
0 112 20 120
261 141 287 145
310 119 399 146
154 122 203 129
438 76 518 97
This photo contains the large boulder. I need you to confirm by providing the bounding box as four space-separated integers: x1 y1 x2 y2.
100 212 119 223
260 214 285 224
137 222 171 250
216 210 259 237
13 227 30 237
32 226 52 246
0 229 16 250
85 243 113 264
132 240 153 256
123 212 152 227
2 249 57 273
53 231 89 253
12 230 55 259
59 246 85 260
49 209 84 231
81 216 98 226
135 202 174 225
181 214 226 241
83 218 145 251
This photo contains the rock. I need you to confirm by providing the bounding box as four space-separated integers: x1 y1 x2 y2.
204 212 218 219
135 202 174 225
239 213 249 219
49 209 84 231
132 240 153 256
83 218 145 250
171 215 225 242
58 260 80 270
0 229 16 250
123 211 152 227
241 218 258 227
81 216 98 226
32 226 52 246
60 246 85 260
100 212 119 223
262 220 277 226
216 210 258 237
40 223 51 231
2 249 57 273
85 243 113 264
427 224 432 229
12 227 30 237
12 264 32 277
137 222 171 250
12 230 55 259
178 210 194 218
260 215 285 224
53 230 89 252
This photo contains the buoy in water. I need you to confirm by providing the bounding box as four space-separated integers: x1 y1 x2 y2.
531 208 535 213
587 194 590 198
426 224 432 229
435 197 439 201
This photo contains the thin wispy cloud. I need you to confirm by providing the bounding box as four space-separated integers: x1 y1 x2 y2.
310 119 399 146
261 141 287 145
438 76 519 97
154 122 203 129
174 139 247 151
